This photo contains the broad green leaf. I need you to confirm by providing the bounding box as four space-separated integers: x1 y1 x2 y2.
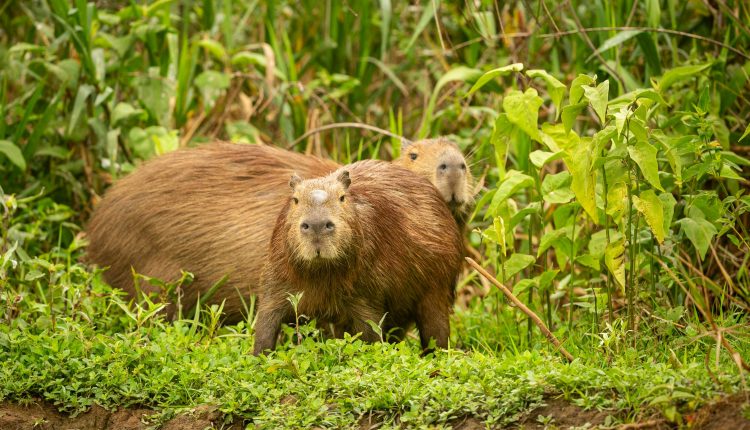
509 202 541 230
720 164 744 181
529 150 562 169
633 190 666 243
588 30 642 61
111 102 144 126
627 141 664 191
195 70 231 111
493 216 507 257
606 181 628 220
537 228 567 257
420 66 482 138
503 88 542 142
543 124 597 219
491 114 515 178
0 140 26 170
659 192 677 236
605 237 626 288
569 74 596 104
655 63 712 91
467 63 524 96
512 279 536 296
67 84 95 136
526 69 566 118
588 229 623 257
541 171 574 204
677 216 717 261
486 170 534 217
561 101 588 133
502 253 536 281
137 76 171 125
577 253 600 270
583 80 609 124
536 270 558 292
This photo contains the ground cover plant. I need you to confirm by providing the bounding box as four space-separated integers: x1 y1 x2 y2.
1 0 749 428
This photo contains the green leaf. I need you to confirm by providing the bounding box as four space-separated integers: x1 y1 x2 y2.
605 237 626 288
659 192 677 236
509 202 541 230
467 63 524 96
740 123 750 142
67 84 95 136
526 69 566 118
529 150 562 169
538 228 567 258
405 0 434 51
588 30 642 62
561 101 588 133
503 88 542 142
542 124 597 220
677 216 718 261
195 70 231 111
502 253 536 282
627 141 664 191
0 140 26 170
491 114 515 177
569 74 596 104
583 80 609 124
656 63 712 92
198 38 228 62
541 171 574 204
486 170 535 217
633 190 666 243
111 102 144 126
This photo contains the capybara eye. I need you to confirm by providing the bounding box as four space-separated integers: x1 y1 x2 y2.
339 195 345 202
460 163 466 170
409 153 417 160
439 163 447 171
325 221 335 230
292 197 299 204
301 223 309 230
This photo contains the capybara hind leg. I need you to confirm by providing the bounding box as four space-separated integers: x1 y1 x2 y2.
415 294 450 352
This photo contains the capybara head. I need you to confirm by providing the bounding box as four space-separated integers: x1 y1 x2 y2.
394 137 474 218
285 170 357 263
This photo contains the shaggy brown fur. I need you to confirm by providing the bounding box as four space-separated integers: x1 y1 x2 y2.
85 143 338 319
253 160 463 355
392 137 474 227
86 140 471 322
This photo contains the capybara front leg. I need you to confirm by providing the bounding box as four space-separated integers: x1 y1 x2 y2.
253 301 293 356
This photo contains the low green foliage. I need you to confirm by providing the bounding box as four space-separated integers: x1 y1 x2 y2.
1 0 749 427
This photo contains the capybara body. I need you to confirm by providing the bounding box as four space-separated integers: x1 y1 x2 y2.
253 160 463 355
86 143 339 319
86 140 472 321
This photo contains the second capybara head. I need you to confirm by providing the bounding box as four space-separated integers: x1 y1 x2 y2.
394 137 474 222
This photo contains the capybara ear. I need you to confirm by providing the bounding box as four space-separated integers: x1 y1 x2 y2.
289 174 302 190
337 171 351 190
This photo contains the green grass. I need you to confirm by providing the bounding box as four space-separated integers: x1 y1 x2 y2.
1 0 750 428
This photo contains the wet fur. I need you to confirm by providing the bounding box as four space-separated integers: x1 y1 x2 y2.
254 160 463 354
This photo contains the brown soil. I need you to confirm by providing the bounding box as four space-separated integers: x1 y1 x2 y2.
0 401 244 430
686 393 750 430
1 394 747 430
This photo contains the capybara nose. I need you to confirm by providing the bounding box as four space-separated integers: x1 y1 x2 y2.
301 219 335 235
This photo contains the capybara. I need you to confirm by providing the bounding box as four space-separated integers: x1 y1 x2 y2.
394 137 473 227
253 161 463 355
86 141 471 321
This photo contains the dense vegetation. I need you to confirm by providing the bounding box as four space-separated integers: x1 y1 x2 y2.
1 0 749 428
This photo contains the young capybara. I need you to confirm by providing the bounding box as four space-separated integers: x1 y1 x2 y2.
86 140 472 321
394 137 474 227
253 160 463 355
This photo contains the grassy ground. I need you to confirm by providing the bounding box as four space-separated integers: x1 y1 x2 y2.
2 0 750 428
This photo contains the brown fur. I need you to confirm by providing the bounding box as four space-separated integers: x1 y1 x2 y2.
85 143 339 319
392 137 474 227
253 160 463 354
86 140 471 322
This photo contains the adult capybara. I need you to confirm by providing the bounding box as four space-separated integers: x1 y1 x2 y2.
86 143 339 319
253 161 463 355
86 140 472 321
